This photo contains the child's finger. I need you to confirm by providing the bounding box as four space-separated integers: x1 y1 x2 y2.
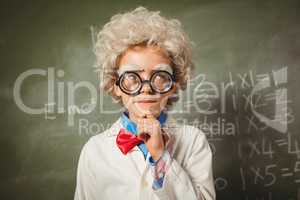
137 132 150 142
145 114 156 120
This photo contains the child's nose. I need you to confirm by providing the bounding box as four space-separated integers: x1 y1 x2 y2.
140 81 153 94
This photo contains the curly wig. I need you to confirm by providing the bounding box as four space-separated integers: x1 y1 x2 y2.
94 6 195 105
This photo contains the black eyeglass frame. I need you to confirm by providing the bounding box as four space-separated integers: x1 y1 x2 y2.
115 70 175 96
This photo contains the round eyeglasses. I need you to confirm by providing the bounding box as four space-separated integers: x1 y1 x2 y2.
116 70 175 96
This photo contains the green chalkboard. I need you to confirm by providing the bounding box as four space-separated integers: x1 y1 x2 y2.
1 0 300 199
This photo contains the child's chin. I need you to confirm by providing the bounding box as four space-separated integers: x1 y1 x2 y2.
134 105 161 117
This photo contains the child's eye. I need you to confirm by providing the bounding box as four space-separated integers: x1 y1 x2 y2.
121 73 141 91
128 74 137 80
126 74 139 83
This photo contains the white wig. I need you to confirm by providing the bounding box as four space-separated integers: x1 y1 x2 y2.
94 6 194 104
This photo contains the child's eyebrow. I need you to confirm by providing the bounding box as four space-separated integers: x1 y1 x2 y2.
117 64 143 75
117 63 173 75
153 63 173 74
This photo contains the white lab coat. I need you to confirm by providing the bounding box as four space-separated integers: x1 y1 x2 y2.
74 116 216 200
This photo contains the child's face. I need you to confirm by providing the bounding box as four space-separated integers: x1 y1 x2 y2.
115 45 176 118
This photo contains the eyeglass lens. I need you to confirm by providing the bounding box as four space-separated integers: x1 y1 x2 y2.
119 71 173 94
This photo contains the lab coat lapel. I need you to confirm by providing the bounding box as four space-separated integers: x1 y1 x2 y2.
127 146 148 176
106 119 146 179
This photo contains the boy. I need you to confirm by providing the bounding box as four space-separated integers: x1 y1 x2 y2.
74 6 216 200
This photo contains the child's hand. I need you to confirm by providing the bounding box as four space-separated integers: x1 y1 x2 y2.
136 114 166 161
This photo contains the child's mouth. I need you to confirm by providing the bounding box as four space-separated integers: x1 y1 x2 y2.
135 99 158 107
137 100 157 103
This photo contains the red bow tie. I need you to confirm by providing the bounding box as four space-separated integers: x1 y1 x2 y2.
116 128 143 155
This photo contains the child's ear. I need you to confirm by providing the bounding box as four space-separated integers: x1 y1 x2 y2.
114 83 121 97
171 82 178 93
